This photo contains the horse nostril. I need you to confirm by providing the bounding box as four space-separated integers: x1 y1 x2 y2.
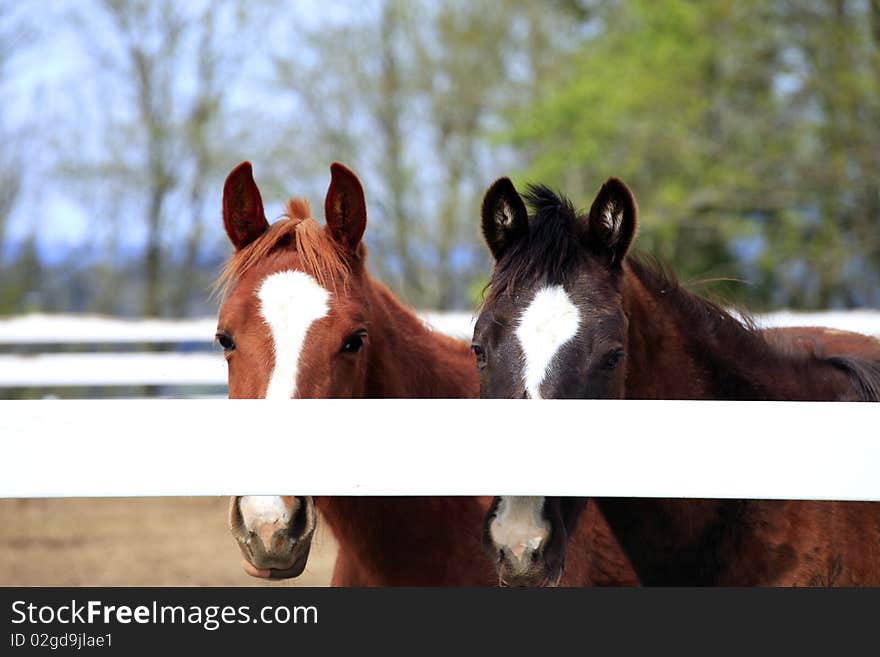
289 498 315 539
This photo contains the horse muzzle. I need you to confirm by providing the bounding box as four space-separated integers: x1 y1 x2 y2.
483 496 566 587
229 495 317 579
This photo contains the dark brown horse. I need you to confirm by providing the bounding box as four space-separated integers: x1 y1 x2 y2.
217 161 492 585
473 176 880 585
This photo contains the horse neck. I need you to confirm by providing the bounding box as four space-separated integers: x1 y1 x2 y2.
602 260 864 583
619 260 857 401
360 276 478 398
315 278 485 584
317 497 493 585
595 498 751 584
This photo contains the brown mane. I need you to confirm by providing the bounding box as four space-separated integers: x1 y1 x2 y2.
214 198 349 299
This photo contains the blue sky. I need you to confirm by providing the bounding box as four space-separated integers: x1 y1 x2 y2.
2 0 369 262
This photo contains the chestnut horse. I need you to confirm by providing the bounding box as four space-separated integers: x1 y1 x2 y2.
216 161 497 585
473 176 880 586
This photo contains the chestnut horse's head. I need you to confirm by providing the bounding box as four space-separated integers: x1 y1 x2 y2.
217 161 372 579
473 177 638 586
217 161 373 399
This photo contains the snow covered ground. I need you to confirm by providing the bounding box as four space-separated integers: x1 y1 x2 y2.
0 311 878 390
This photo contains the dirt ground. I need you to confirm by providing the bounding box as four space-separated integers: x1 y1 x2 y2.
0 497 337 586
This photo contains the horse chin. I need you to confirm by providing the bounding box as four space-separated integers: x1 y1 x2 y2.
493 537 566 587
498 561 564 588
240 541 312 580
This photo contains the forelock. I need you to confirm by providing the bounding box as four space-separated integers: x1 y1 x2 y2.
214 198 349 300
483 185 587 308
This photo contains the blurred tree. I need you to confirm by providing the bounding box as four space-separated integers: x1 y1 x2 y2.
268 1 429 302
780 0 880 307
379 0 428 304
501 0 880 309
269 0 577 309
0 236 42 313
6 0 878 317
0 145 21 275
0 1 25 271
170 7 226 317
0 2 32 315
417 2 534 308
60 0 252 316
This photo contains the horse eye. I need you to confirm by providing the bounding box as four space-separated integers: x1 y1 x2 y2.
341 332 365 354
471 344 487 367
215 332 235 352
604 348 625 369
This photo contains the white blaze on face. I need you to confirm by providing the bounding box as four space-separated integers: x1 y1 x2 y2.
515 285 581 399
490 496 549 563
257 270 330 399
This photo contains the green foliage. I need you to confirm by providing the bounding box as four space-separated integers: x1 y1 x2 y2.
2 1 878 315
501 0 880 309
0 236 42 314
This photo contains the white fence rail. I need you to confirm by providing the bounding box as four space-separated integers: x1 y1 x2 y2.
1 311 880 390
0 399 877 499
0 314 218 344
1 313 878 500
0 353 226 387
0 312 476 344
0 313 476 390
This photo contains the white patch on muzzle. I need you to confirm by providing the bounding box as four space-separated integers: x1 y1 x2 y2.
489 496 549 563
239 496 293 532
515 285 581 399
257 270 330 399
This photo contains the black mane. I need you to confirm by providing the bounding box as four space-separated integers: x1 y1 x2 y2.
626 256 781 397
483 185 880 402
627 257 880 401
485 184 588 304
627 255 761 335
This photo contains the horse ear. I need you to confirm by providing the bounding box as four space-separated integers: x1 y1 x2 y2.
324 162 367 253
481 177 528 261
222 162 269 251
587 177 637 265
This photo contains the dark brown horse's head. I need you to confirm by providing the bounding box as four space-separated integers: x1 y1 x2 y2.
473 177 638 586
216 161 373 579
473 177 638 400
